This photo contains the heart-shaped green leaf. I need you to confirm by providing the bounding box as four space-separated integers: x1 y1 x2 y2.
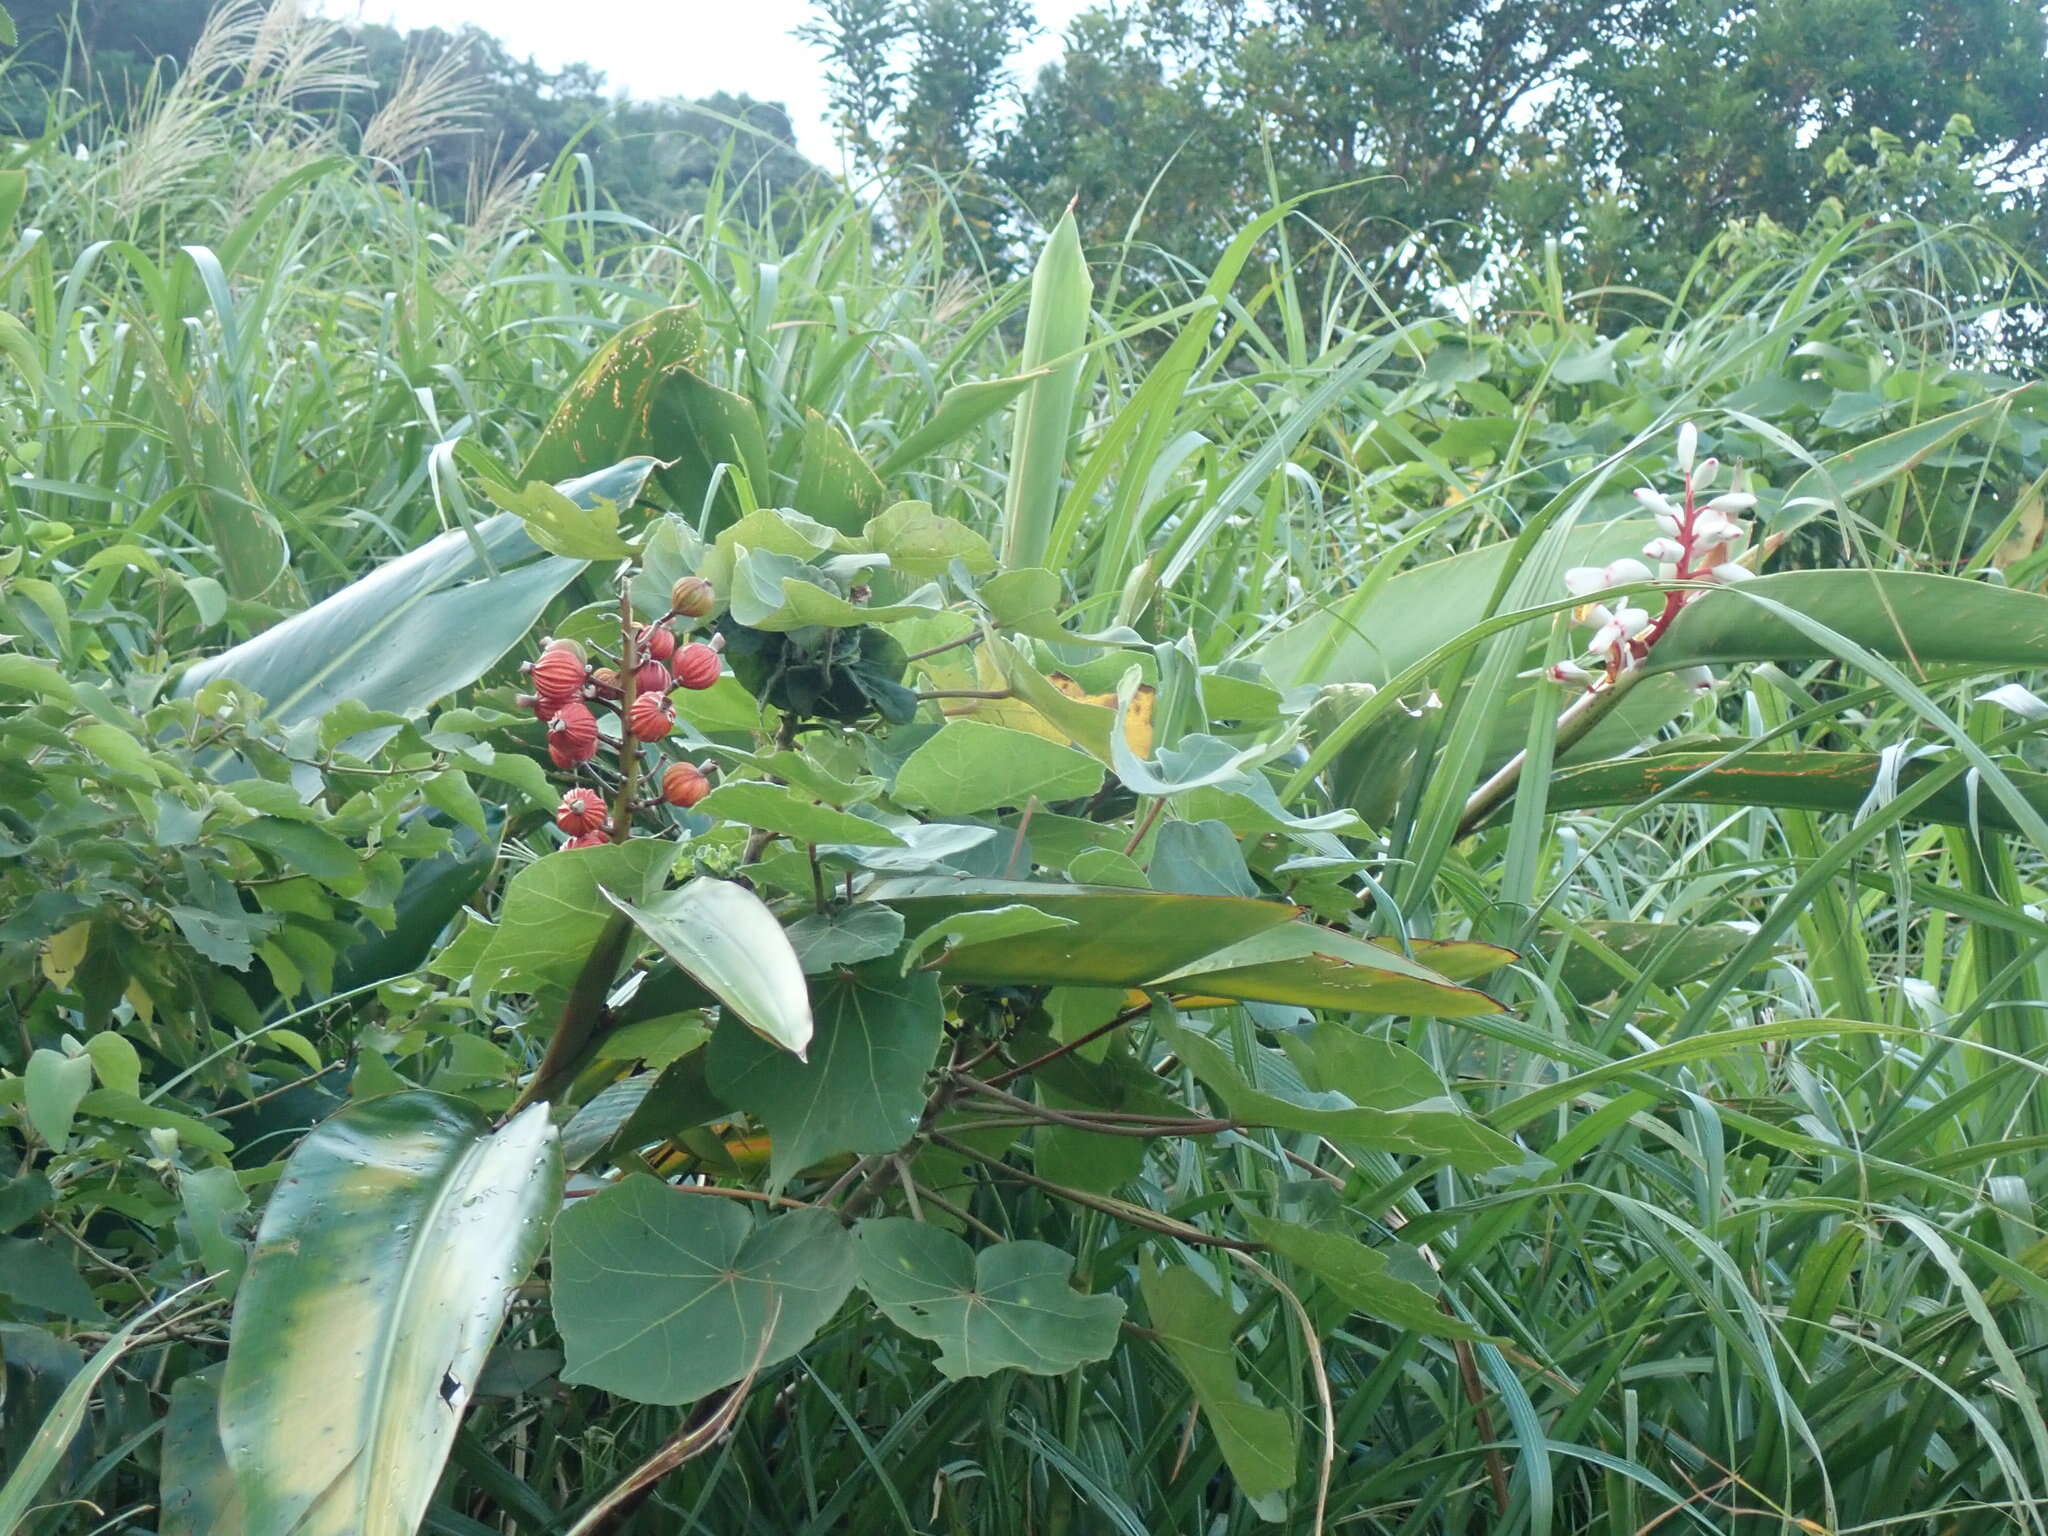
553 1175 857 1405
856 1219 1124 1378
707 965 943 1188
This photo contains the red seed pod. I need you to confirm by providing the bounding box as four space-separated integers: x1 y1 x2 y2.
562 830 609 850
633 658 671 697
588 666 622 697
637 624 677 663
660 762 711 808
671 642 721 691
547 737 579 771
627 692 674 741
529 642 588 705
554 787 606 835
516 692 555 721
669 576 715 619
548 699 600 762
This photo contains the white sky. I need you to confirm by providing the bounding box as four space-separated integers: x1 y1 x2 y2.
314 0 1096 164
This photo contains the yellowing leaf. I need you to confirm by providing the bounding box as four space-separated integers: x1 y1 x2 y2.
41 922 90 989
1049 673 1155 758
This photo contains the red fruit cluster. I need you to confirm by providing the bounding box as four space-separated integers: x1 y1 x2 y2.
561 830 608 850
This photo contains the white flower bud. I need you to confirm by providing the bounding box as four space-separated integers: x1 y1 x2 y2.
1710 563 1755 583
1547 660 1595 684
1676 422 1697 474
1634 488 1677 520
1692 457 1719 491
1705 492 1756 514
1563 565 1611 598
1643 537 1684 562
1678 665 1714 692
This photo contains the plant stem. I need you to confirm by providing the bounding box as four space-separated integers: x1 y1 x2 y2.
509 911 634 1114
983 1002 1152 1088
930 1133 1263 1251
610 577 640 844
1455 672 1634 838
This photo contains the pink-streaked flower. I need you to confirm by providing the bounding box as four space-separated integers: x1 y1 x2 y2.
1588 602 1651 661
1689 509 1747 550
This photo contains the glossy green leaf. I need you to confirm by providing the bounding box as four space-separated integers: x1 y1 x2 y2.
727 547 942 631
608 878 814 1059
786 903 906 973
864 879 1299 988
227 817 359 883
220 1094 561 1536
856 1219 1124 1378
1543 745 2048 835
694 781 905 846
24 1048 90 1151
1652 571 2048 674
482 477 638 560
176 460 657 727
707 965 942 1188
1242 1215 1484 1339
472 839 676 995
553 1176 857 1405
900 903 1075 972
1138 1258 1297 1506
1157 1015 1521 1173
1156 923 1501 1018
892 720 1105 815
862 501 996 581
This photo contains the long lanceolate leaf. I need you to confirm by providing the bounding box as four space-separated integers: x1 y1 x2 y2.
175 459 657 725
1000 211 1092 572
220 1094 562 1536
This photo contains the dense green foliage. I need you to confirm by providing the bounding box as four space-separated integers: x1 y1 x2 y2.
6 5 2048 1535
